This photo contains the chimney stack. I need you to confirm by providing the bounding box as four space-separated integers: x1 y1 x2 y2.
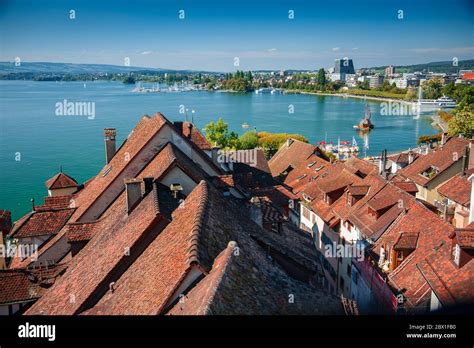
124 178 143 213
440 132 447 149
408 149 414 165
104 128 117 164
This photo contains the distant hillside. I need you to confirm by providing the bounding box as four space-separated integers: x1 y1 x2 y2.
0 62 200 75
366 59 474 74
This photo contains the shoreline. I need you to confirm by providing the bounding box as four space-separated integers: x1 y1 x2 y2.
286 90 416 105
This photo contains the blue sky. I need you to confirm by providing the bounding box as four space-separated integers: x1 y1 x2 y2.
0 0 473 71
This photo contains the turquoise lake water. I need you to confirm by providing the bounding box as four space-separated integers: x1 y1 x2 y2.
0 80 438 220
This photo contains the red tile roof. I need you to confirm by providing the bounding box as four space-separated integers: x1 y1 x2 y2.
0 270 41 305
371 204 456 309
35 181 342 315
36 195 75 211
348 183 417 240
438 169 474 206
398 137 469 187
462 72 474 80
9 209 75 238
167 239 342 315
282 153 330 193
343 156 378 177
392 180 418 194
268 139 320 178
69 113 167 222
393 232 419 250
25 185 164 315
45 172 78 190
174 121 211 151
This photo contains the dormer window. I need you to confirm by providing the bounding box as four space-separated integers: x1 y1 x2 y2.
450 230 473 268
421 165 440 179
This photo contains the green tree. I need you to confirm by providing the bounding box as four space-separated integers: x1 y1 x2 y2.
204 119 241 149
422 79 443 99
123 75 136 84
317 68 326 89
448 105 474 138
204 118 230 147
239 130 259 149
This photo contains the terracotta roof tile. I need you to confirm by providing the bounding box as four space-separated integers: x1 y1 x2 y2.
174 121 211 151
398 137 469 187
45 172 78 190
269 139 320 178
25 185 164 315
0 270 41 305
438 169 474 206
10 209 74 238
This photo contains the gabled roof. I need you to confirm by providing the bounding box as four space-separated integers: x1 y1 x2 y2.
348 183 417 240
282 153 330 193
0 269 41 305
268 139 320 178
167 239 341 315
371 204 457 308
438 168 474 206
398 137 469 187
343 156 378 177
9 208 75 239
37 181 342 315
45 172 78 190
25 183 165 315
173 121 211 151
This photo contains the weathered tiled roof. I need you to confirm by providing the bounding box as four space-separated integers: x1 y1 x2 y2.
37 181 343 315
268 139 319 178
398 137 469 187
0 269 41 305
9 208 75 239
25 184 164 315
174 121 212 151
371 204 456 308
437 168 474 206
45 172 78 190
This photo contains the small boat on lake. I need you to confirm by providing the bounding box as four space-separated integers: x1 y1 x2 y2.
242 122 249 129
353 104 374 131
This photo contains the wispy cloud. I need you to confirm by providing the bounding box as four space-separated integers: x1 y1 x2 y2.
267 48 277 52
332 47 340 52
141 51 152 55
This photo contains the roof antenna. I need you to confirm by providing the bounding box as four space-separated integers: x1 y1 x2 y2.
60 165 63 173
31 198 35 212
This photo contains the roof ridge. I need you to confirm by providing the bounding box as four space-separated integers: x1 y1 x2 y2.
199 241 237 314
186 181 209 266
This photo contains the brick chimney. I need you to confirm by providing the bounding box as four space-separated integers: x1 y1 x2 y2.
124 178 143 213
104 128 117 164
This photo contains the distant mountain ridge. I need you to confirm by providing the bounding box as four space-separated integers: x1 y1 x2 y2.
0 62 201 74
364 59 474 74
0 59 473 75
